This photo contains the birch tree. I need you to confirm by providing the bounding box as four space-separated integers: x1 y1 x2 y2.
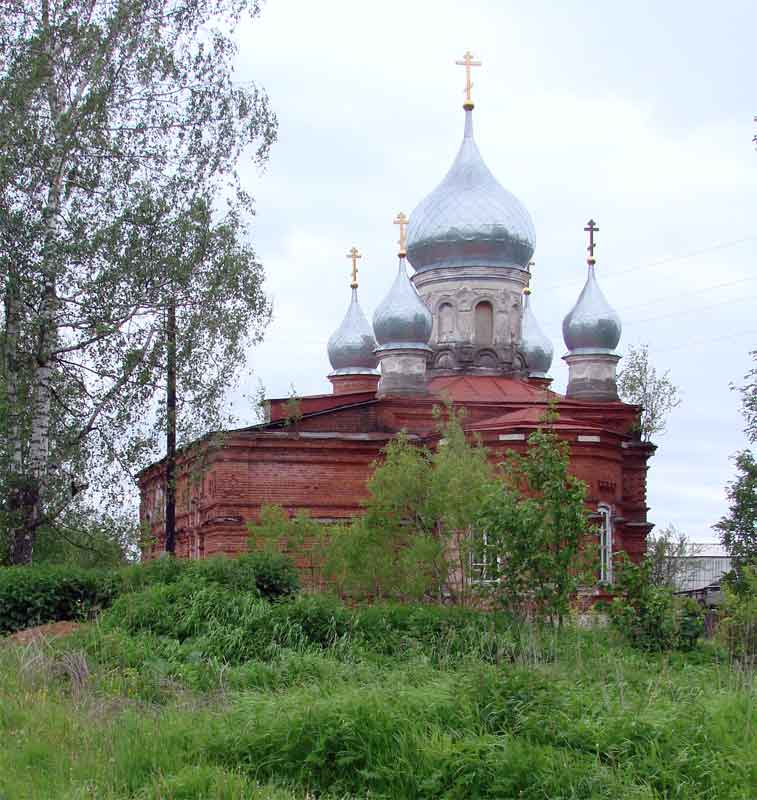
617 344 681 442
0 0 276 564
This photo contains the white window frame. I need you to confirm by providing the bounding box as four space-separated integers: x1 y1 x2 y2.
598 504 613 584
470 530 500 584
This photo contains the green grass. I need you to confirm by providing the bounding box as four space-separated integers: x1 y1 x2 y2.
1 597 755 799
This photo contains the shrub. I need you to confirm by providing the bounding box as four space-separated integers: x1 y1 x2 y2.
0 551 299 635
608 556 704 652
118 556 186 593
234 551 299 600
0 565 117 634
718 566 757 666
101 580 264 641
118 552 299 601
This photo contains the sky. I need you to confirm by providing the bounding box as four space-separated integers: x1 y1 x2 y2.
228 0 756 543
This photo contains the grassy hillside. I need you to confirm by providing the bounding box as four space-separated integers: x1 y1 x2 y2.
1 590 755 799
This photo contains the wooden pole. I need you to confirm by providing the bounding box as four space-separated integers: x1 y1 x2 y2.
165 296 177 555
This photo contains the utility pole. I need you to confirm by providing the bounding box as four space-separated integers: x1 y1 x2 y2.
164 295 177 554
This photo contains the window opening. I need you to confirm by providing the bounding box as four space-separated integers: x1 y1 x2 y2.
474 301 494 345
470 530 499 584
598 505 613 584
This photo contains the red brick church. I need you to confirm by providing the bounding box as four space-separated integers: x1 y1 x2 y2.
139 57 655 585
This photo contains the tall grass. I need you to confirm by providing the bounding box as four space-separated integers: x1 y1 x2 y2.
1 596 755 799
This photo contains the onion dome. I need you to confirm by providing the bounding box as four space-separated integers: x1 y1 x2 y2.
562 222 621 353
328 247 378 375
520 289 553 377
406 106 535 273
373 256 432 351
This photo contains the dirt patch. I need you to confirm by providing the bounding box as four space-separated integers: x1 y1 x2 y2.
6 620 82 645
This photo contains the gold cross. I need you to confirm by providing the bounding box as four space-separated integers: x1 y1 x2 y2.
347 246 361 288
394 212 408 256
455 50 482 107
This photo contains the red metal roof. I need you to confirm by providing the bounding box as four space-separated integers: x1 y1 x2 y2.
428 375 557 403
466 405 605 433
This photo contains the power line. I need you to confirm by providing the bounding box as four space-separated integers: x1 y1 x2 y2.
541 235 757 292
617 276 757 313
652 328 757 354
624 293 757 326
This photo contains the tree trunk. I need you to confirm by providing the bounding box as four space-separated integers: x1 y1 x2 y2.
7 478 39 565
164 296 177 555
3 267 23 472
6 3 64 564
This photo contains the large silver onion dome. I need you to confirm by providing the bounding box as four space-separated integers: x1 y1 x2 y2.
328 287 379 375
562 264 621 352
520 291 553 377
406 108 535 273
373 257 433 350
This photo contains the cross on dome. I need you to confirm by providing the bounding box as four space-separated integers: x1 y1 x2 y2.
346 246 361 288
455 50 481 109
584 219 599 263
394 212 408 256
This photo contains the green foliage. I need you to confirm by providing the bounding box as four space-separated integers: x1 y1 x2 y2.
735 349 757 445
248 505 328 588
326 405 494 603
0 551 298 634
475 410 594 624
0 0 276 561
21 508 140 568
227 550 299 600
0 564 117 634
718 566 757 666
3 607 755 800
608 556 704 651
645 522 702 589
715 449 757 585
616 343 681 441
282 384 303 427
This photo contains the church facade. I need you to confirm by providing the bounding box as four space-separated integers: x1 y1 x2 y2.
139 58 656 586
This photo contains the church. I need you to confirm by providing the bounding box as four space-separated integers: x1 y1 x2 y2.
139 53 655 586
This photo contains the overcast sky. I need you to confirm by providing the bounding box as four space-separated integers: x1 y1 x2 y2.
228 0 756 543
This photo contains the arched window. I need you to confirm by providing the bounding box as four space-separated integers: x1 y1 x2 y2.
439 302 455 339
598 504 613 584
474 301 493 345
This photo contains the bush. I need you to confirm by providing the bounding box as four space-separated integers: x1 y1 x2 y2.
608 556 704 652
0 551 298 636
118 552 298 601
232 551 299 600
718 566 757 666
0 565 117 634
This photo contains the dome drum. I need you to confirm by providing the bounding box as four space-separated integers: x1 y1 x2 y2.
563 352 621 402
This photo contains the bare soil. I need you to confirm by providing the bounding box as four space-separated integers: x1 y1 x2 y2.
6 620 81 645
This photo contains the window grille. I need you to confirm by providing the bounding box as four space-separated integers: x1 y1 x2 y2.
470 530 500 583
598 505 613 584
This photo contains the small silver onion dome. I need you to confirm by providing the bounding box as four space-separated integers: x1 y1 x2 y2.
562 263 621 352
373 257 433 351
520 290 553 377
406 107 535 273
328 287 378 375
